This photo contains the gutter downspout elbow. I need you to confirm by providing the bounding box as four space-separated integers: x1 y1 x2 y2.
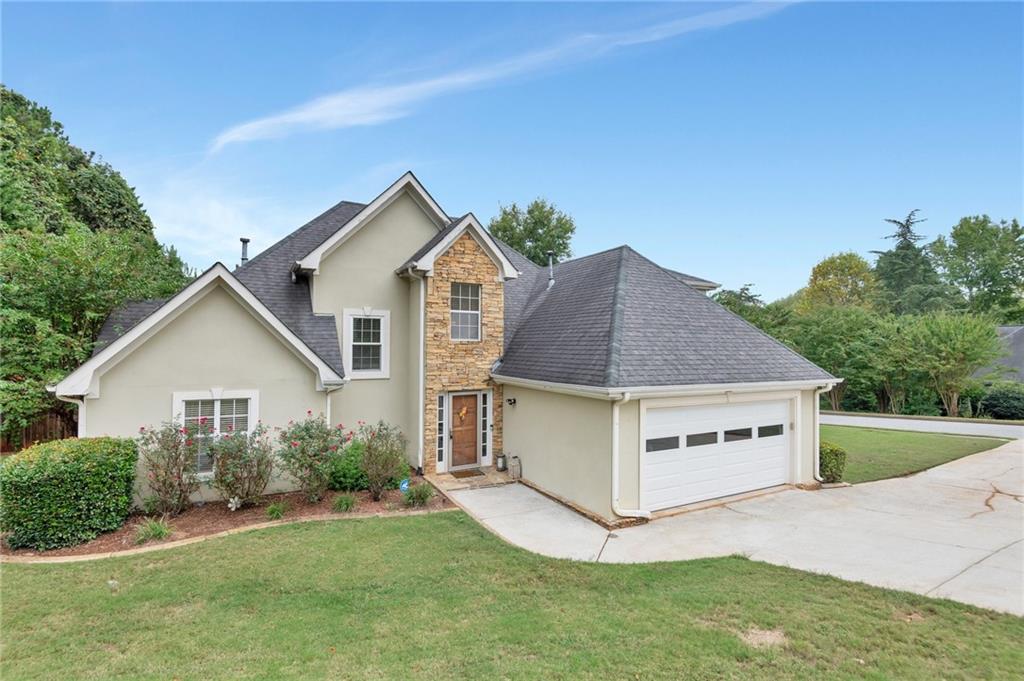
612 392 651 520
54 394 86 438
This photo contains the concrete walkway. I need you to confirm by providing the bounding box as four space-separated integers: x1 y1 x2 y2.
448 440 1024 615
822 412 1024 439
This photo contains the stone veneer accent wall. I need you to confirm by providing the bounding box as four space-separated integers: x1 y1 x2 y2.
423 232 504 475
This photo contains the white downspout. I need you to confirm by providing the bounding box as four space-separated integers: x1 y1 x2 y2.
812 384 833 482
417 273 426 472
611 392 651 519
54 395 86 437
402 266 427 472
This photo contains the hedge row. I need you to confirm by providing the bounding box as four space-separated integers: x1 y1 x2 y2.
0 437 137 550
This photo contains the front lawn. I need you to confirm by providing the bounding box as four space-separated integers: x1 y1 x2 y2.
821 425 1009 484
3 513 1022 680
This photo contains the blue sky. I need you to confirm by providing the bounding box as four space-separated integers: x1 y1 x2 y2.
4 1 1021 300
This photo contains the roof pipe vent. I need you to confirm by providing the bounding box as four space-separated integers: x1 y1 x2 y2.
547 250 555 289
239 237 251 264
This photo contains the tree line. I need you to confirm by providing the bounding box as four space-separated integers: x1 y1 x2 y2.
1 86 192 439
714 212 1022 418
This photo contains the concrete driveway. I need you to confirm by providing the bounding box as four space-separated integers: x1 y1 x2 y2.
448 440 1023 615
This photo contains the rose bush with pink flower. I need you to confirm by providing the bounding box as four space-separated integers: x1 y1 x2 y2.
136 420 210 515
276 413 341 502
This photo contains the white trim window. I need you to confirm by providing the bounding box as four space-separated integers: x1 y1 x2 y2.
172 390 259 476
343 308 391 379
450 283 481 341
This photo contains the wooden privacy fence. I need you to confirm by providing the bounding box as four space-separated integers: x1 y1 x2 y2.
1 411 76 453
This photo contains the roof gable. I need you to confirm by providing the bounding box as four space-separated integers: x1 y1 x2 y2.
397 214 519 280
296 172 448 273
52 264 346 397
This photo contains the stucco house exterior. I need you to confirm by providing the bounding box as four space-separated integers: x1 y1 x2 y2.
52 172 838 523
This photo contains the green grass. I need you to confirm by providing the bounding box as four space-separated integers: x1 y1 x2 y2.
821 425 1009 484
3 513 1021 680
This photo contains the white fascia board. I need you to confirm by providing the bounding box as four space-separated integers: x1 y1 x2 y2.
296 171 449 273
51 263 345 398
411 215 519 280
491 373 839 401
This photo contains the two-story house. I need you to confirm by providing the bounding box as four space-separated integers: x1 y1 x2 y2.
52 172 837 522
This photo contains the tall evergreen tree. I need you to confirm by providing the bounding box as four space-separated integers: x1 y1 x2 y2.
872 210 956 314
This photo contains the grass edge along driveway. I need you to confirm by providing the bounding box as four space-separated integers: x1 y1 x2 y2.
4 512 1022 680
821 424 1010 484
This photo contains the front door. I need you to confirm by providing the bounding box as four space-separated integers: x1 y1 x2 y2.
450 394 479 468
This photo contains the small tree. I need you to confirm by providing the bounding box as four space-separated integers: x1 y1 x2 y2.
137 420 208 515
488 199 575 266
356 421 409 501
868 315 921 414
276 412 342 502
800 252 877 311
208 424 274 508
908 313 1003 417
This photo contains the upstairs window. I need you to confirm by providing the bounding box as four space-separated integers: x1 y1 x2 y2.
451 283 481 341
351 317 382 370
343 309 390 379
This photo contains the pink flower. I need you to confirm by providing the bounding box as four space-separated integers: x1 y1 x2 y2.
186 439 194 446
138 426 146 433
336 423 344 430
307 409 313 416
226 424 234 432
328 444 338 451
291 440 300 448
199 416 208 424
179 428 187 434
357 420 365 426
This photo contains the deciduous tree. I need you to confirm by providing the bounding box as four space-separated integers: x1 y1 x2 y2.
801 252 877 310
488 199 574 266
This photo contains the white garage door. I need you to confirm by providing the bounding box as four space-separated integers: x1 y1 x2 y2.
641 400 791 512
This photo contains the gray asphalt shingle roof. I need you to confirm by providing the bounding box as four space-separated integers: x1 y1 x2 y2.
92 193 826 390
92 200 367 376
494 245 834 388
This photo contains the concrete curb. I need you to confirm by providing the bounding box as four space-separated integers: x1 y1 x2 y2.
1 506 459 565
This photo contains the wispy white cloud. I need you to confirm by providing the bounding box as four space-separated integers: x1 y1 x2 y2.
210 3 791 152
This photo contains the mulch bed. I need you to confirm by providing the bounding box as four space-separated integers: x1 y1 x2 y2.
3 482 450 558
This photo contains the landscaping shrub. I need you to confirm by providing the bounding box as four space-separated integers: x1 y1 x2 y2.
819 441 847 483
356 421 409 501
979 383 1024 420
276 412 342 502
137 420 209 515
134 517 171 545
0 437 137 550
208 424 274 508
403 483 434 508
332 493 356 513
328 440 368 491
265 501 288 520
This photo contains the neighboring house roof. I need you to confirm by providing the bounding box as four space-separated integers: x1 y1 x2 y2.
53 263 346 397
977 326 1024 382
494 245 834 388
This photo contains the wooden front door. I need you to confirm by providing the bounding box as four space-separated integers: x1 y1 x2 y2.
450 394 479 468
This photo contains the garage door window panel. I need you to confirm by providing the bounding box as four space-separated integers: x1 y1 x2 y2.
724 427 752 442
686 432 718 447
758 424 784 438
